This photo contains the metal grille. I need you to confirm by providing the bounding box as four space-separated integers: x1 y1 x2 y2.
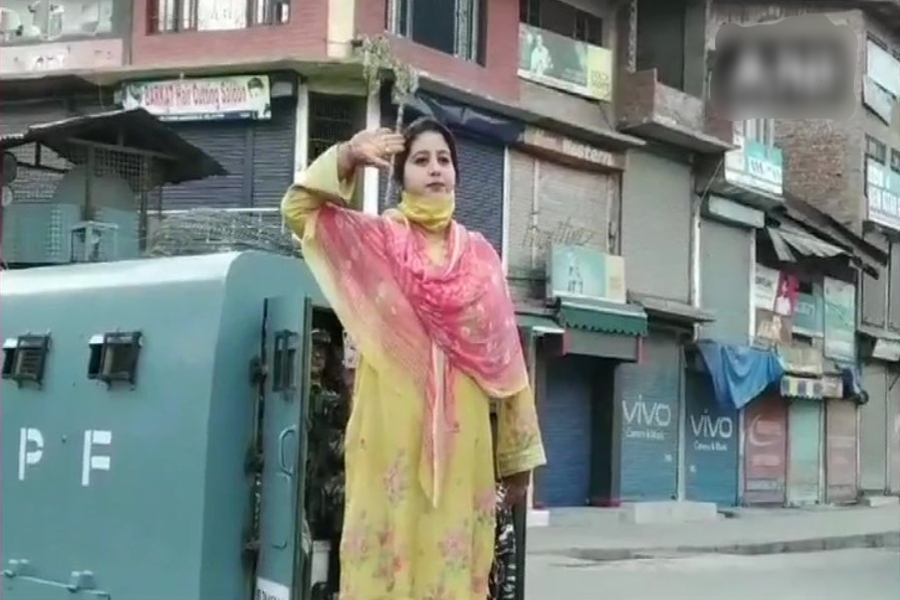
146 207 297 257
307 93 359 166
4 141 163 258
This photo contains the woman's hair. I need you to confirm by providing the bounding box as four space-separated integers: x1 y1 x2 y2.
393 116 459 184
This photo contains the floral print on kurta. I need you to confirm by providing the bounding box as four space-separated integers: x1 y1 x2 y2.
281 144 546 600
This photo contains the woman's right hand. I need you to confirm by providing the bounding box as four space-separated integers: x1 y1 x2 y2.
343 128 406 171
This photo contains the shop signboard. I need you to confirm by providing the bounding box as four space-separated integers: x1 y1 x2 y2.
823 277 856 362
725 137 784 196
0 39 123 75
121 75 272 122
546 244 626 304
866 158 900 232
518 24 613 102
793 285 824 337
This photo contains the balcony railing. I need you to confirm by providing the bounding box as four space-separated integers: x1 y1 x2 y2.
616 68 732 154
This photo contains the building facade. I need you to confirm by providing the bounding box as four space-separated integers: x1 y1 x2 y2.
10 0 900 516
709 0 900 503
709 0 900 501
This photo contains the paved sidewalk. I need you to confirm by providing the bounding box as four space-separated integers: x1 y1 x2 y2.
526 504 900 560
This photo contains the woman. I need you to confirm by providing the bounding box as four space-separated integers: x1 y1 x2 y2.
281 117 546 600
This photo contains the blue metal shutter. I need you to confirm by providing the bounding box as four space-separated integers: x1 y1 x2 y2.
786 399 822 506
160 99 296 210
684 370 739 506
535 354 593 507
378 133 505 254
618 332 681 501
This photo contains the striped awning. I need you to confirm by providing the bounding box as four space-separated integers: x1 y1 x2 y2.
767 223 848 263
780 375 844 399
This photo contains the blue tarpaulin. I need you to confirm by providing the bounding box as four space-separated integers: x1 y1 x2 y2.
697 341 785 410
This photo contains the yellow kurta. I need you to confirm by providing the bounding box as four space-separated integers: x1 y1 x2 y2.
281 145 546 600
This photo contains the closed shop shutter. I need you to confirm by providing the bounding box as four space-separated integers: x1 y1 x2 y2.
250 100 297 208
786 399 823 506
536 162 609 256
861 231 888 327
505 150 614 302
684 370 739 506
825 399 858 503
890 369 900 494
0 100 69 133
162 98 296 211
535 354 593 507
621 150 692 303
699 218 752 344
860 362 888 492
743 394 788 505
506 151 536 302
618 332 681 501
889 243 900 329
379 133 504 253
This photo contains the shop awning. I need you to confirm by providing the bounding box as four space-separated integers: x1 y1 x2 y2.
629 292 716 325
766 223 848 263
516 312 565 335
0 108 227 185
697 341 784 410
557 299 648 337
780 374 844 400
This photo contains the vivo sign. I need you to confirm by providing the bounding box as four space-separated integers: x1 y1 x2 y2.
690 413 735 452
623 400 672 441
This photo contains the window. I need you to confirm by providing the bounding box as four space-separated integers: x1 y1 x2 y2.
0 0 116 43
866 135 887 163
519 0 603 46
390 0 485 63
744 118 774 146
148 0 289 34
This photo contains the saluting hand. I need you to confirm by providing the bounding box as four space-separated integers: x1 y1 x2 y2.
347 128 406 170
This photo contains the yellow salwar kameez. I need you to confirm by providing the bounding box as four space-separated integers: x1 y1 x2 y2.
281 145 546 600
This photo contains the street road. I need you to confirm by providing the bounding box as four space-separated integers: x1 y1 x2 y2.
525 548 900 600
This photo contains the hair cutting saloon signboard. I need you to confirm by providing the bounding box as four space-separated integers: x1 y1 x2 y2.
120 75 273 122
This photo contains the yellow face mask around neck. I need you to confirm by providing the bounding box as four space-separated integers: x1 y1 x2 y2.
397 191 456 232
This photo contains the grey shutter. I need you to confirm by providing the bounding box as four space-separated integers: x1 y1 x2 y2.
862 231 888 327
700 218 752 343
251 98 297 208
507 151 536 302
161 122 249 210
621 150 692 302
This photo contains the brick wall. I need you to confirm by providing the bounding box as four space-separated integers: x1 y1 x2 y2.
708 2 868 231
131 0 329 67
355 0 520 102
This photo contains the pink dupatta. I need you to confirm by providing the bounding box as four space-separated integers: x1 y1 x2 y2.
302 202 529 506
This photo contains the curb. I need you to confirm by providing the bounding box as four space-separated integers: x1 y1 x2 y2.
545 530 900 562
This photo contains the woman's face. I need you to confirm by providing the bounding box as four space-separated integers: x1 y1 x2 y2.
402 130 456 198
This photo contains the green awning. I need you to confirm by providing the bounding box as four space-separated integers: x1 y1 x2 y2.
557 300 648 337
516 313 565 335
